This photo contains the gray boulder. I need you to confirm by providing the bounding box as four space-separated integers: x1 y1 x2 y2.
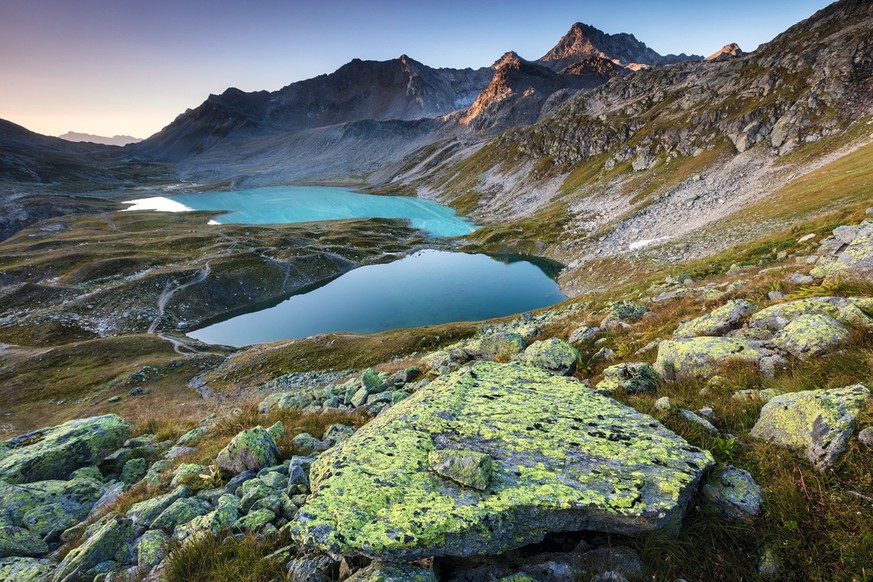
703 466 763 519
595 363 660 394
750 385 870 470
51 515 133 581
673 299 756 338
520 338 581 376
0 415 130 483
0 525 49 558
216 427 281 475
291 362 713 560
771 314 850 359
0 557 52 581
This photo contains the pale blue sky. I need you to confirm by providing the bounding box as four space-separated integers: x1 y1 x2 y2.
0 0 833 138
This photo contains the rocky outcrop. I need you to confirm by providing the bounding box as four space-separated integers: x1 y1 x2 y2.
0 415 130 484
292 362 713 560
750 384 870 470
705 43 745 62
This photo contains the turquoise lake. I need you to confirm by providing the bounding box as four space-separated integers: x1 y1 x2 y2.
188 250 566 347
126 185 476 237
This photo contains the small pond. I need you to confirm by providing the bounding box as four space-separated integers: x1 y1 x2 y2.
188 250 566 347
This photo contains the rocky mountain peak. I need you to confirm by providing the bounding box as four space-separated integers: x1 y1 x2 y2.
538 21 702 71
705 43 745 62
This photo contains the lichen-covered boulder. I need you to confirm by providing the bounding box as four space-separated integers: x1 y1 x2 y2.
0 478 104 540
51 515 133 581
126 486 191 527
0 525 49 558
216 427 280 475
748 297 872 332
0 556 52 581
478 332 526 361
673 299 756 338
653 337 770 380
136 529 169 572
595 363 660 395
602 301 649 326
150 497 212 534
569 326 599 344
520 338 581 376
233 508 275 534
347 561 437 582
771 314 850 359
703 466 763 520
286 554 339 582
750 385 870 470
427 450 493 491
0 415 130 483
120 457 147 485
291 362 713 560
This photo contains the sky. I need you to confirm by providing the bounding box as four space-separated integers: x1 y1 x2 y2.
0 0 833 139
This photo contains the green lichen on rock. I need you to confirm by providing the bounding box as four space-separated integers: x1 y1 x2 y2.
126 486 191 527
771 314 850 359
673 299 756 338
478 332 526 361
0 415 130 483
596 363 660 395
703 465 763 520
0 556 52 581
121 457 147 485
654 337 769 381
136 529 168 572
0 478 104 539
748 297 872 332
51 515 132 581
215 427 280 475
233 508 275 534
291 362 713 560
520 338 581 376
346 561 437 582
750 385 870 470
170 463 209 487
603 301 649 324
150 497 212 534
0 525 49 558
428 449 493 491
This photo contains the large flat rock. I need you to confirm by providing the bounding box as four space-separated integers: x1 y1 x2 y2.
292 362 713 560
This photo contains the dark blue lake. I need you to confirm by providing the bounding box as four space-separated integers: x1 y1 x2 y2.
188 250 566 347
125 185 476 237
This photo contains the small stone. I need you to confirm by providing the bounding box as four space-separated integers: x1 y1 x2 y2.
679 409 719 434
654 397 671 411
569 326 599 344
428 449 493 491
767 291 786 301
233 508 275 533
858 427 873 447
703 466 763 519
291 433 329 452
788 273 814 285
176 426 209 446
595 362 660 395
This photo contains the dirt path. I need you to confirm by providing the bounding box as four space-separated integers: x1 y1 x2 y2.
148 263 211 334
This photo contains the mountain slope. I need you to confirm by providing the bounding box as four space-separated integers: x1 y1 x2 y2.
59 132 142 146
387 0 873 291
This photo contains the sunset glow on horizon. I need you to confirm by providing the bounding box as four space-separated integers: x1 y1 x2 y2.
0 0 832 139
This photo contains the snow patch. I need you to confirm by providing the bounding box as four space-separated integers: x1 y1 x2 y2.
629 236 671 251
123 197 193 213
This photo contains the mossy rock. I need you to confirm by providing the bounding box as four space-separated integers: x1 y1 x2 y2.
215 427 280 475
520 338 581 376
150 497 212 534
673 299 756 338
0 478 104 539
347 561 437 582
653 337 769 381
603 301 649 324
748 297 872 332
478 332 526 361
595 363 660 395
136 529 168 572
750 384 870 470
0 556 52 581
51 515 133 581
0 525 49 558
233 508 276 534
126 486 191 528
292 362 713 560
428 449 493 491
0 415 130 484
120 458 147 485
771 314 850 359
702 465 763 520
